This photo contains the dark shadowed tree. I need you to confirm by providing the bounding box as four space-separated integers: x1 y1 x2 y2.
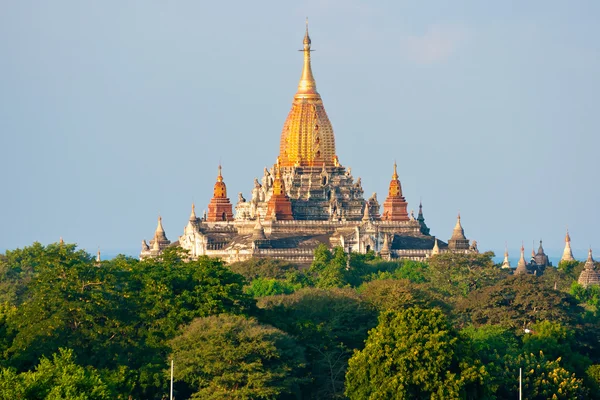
169 314 307 400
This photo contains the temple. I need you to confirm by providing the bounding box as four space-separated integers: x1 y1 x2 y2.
139 25 478 264
578 249 600 287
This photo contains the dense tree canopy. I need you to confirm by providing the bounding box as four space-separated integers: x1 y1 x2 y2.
345 307 486 399
1 243 599 399
169 314 307 399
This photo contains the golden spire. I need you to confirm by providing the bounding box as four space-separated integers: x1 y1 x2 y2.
279 22 336 167
217 164 223 183
392 161 398 180
297 18 317 97
213 164 227 198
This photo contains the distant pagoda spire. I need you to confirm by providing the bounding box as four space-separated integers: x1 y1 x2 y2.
154 216 168 242
431 238 440 256
252 217 267 241
578 248 600 287
515 243 528 275
380 233 391 260
561 228 575 262
362 201 371 222
150 215 171 251
96 248 101 264
382 162 409 221
448 213 470 251
207 164 234 222
189 203 197 221
501 243 511 269
417 200 430 235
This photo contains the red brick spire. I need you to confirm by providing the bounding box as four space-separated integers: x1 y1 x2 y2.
207 164 234 222
382 162 409 221
266 160 294 221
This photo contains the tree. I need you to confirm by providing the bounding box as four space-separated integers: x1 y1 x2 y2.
502 351 587 399
6 244 140 371
345 307 486 399
257 288 377 399
358 279 446 313
228 258 300 281
0 348 114 400
455 275 584 329
169 314 307 400
244 277 301 297
522 320 591 376
426 252 507 298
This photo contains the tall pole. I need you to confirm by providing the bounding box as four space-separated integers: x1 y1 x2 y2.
519 367 522 400
170 359 174 400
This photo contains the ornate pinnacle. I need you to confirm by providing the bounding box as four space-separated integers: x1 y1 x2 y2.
297 20 317 96
217 164 223 182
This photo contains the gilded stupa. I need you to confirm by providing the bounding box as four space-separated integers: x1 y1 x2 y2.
140 24 478 264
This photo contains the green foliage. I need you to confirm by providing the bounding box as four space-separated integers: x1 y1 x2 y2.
0 348 114 400
504 351 587 399
345 307 486 399
228 258 299 281
258 288 377 398
358 279 444 312
587 365 600 392
558 259 581 275
6 244 140 371
3 240 600 398
427 251 507 298
522 320 591 376
571 282 600 307
244 277 302 297
169 314 307 400
456 274 584 329
365 259 429 283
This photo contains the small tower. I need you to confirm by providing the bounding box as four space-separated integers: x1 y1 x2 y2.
447 214 470 251
381 162 409 221
534 240 551 268
150 216 171 249
265 162 294 221
207 164 234 222
515 243 529 275
417 201 430 235
184 203 198 235
252 217 267 241
362 201 371 222
578 249 600 287
561 229 575 262
380 233 391 260
501 244 511 269
95 248 101 265
431 238 440 256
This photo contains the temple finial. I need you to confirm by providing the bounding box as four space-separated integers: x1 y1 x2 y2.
217 164 223 182
156 215 165 234
392 161 398 180
297 20 317 96
190 203 197 220
304 17 310 45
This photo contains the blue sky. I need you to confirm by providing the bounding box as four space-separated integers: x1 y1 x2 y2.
1 1 598 259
